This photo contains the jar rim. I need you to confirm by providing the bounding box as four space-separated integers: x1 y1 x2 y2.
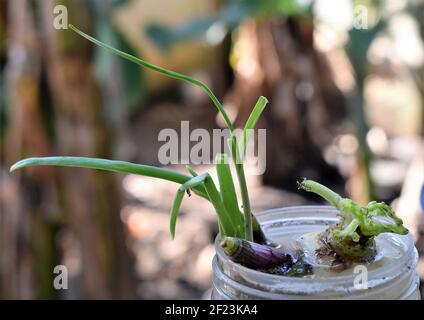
214 205 416 295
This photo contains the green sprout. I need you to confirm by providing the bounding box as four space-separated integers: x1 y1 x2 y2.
299 179 408 262
10 25 269 242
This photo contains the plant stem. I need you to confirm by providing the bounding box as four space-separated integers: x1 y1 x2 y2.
203 175 238 236
235 163 253 241
229 136 253 241
216 154 244 233
299 179 343 208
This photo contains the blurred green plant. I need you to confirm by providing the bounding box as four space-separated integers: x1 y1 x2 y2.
145 0 311 51
92 0 146 111
344 19 387 201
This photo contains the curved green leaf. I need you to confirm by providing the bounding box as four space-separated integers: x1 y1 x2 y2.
69 24 234 131
241 96 268 157
10 157 209 198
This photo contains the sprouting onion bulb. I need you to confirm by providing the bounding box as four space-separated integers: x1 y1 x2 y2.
220 237 313 276
221 237 294 269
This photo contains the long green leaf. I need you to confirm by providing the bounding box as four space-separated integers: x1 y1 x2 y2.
10 156 208 198
169 189 185 239
68 24 234 131
202 174 237 237
216 154 243 234
228 135 253 240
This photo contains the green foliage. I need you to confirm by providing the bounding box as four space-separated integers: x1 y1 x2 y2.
299 179 408 242
145 0 258 51
11 24 269 241
241 96 268 157
216 154 244 236
346 19 386 86
299 179 408 262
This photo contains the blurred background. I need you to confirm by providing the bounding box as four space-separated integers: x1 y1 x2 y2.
0 0 423 299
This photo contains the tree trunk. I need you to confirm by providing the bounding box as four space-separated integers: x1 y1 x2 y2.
2 0 136 299
2 0 59 299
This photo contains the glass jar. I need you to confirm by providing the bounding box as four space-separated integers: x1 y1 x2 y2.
211 206 421 300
